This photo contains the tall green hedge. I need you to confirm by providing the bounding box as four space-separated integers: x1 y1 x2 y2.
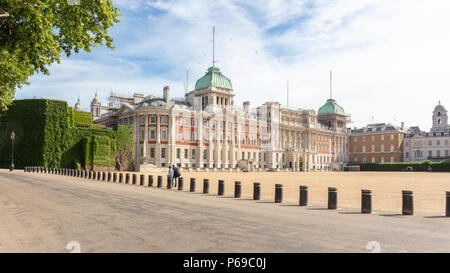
0 99 133 169
73 110 93 127
348 160 450 172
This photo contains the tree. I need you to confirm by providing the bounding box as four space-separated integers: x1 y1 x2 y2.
0 0 121 111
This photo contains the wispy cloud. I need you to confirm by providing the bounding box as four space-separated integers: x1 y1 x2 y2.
17 0 450 131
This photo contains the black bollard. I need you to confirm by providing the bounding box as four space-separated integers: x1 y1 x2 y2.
157 176 163 188
402 190 414 215
81 170 84 178
218 180 225 196
275 184 283 203
92 171 96 180
253 182 261 200
148 175 153 187
190 178 196 192
119 173 123 183
125 173 130 184
133 173 137 185
328 187 337 209
361 189 372 214
446 191 450 217
203 179 209 194
97 171 101 180
113 172 117 182
102 172 106 181
140 174 144 186
234 181 241 198
178 177 184 190
107 172 111 182
299 186 308 206
167 175 172 189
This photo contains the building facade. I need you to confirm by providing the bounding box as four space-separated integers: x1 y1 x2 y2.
91 66 349 171
348 123 406 163
403 102 450 162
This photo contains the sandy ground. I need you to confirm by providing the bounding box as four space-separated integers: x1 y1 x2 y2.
1 169 450 253
118 170 450 215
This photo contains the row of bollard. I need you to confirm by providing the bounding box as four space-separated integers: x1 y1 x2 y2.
24 166 450 216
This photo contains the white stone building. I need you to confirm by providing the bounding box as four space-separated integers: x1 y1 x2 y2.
404 102 450 162
91 66 349 171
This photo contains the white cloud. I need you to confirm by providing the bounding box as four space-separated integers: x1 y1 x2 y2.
18 0 450 131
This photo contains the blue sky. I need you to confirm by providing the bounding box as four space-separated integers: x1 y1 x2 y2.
17 0 450 131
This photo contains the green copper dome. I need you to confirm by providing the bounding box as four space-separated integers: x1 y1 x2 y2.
318 99 345 115
195 66 233 90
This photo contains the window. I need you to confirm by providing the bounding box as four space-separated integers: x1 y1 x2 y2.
437 140 441 146
405 152 409 158
184 149 188 159
176 148 181 159
380 157 385 163
184 118 190 126
192 119 197 127
354 137 357 142
184 131 190 141
161 148 166 158
161 116 168 124
445 140 449 145
429 140 432 146
140 128 144 140
192 131 197 141
242 152 245 159
371 157 376 163
161 130 167 140
390 134 394 140
140 116 145 124
437 150 441 157
150 148 155 158
203 120 209 128
371 145 375 152
362 145 366 153
353 146 357 153
362 136 366 142
192 149 196 159
176 117 181 125
150 116 156 124
390 156 394 162
362 157 367 163
390 144 395 152
429 150 433 157
380 135 384 141
371 135 375 141
446 150 449 157
150 129 156 140
203 150 207 160
380 145 384 152
354 158 358 162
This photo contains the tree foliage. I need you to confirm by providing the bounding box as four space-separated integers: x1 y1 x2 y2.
0 0 121 110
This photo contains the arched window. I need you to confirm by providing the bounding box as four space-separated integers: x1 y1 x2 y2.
438 119 441 124
438 112 441 116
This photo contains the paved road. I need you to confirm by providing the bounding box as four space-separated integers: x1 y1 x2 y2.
1 170 450 253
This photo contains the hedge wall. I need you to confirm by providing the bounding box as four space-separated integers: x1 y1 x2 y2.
348 160 450 172
0 99 133 170
73 110 93 127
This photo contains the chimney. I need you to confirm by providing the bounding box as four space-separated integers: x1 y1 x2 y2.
401 122 405 131
163 86 170 102
243 101 250 112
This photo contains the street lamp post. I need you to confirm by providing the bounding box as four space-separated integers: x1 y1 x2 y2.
10 131 15 171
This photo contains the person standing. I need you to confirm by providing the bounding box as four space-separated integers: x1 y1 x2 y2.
172 165 180 187
168 166 174 187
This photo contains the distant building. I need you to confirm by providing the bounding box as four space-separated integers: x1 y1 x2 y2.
90 65 349 171
74 97 83 111
403 102 450 162
348 123 406 163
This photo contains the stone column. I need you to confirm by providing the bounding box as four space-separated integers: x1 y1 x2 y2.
143 113 148 159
